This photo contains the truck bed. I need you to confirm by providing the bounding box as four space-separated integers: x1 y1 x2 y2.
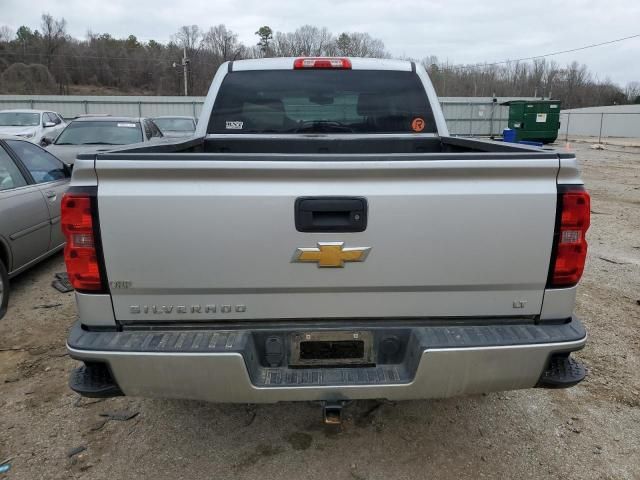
101 134 555 156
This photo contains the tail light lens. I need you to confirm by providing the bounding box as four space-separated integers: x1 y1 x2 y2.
548 186 590 288
61 192 104 292
293 57 352 69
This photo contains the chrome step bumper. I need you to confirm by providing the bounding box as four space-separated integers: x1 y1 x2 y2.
67 318 586 403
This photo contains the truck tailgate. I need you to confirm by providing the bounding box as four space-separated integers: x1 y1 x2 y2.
94 155 559 322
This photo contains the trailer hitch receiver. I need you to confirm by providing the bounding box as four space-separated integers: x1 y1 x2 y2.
322 401 345 425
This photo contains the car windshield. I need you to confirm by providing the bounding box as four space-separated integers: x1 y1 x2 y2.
153 118 195 132
208 70 437 134
55 121 143 145
0 112 40 127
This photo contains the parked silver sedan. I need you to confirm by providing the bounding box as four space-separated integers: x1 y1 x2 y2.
44 116 166 164
0 135 71 319
151 116 197 138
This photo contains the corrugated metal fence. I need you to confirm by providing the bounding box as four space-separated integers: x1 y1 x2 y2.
559 105 640 140
0 95 541 137
0 95 204 119
439 98 511 136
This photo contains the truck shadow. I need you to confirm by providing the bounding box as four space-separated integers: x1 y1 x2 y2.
112 391 546 478
127 391 532 463
70 385 589 478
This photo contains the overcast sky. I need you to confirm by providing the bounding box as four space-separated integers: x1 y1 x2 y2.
2 0 639 86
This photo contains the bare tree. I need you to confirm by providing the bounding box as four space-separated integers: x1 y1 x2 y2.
530 59 546 97
334 32 387 57
625 81 640 103
173 25 203 53
293 25 332 56
0 26 13 42
561 61 590 108
271 32 295 57
270 25 332 57
204 25 243 61
40 13 67 69
269 27 386 58
172 25 205 94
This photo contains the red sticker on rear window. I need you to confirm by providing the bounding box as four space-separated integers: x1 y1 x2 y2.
411 118 425 132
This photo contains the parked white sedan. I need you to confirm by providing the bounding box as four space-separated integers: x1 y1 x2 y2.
0 110 67 144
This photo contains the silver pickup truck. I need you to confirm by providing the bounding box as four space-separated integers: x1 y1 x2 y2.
63 57 590 418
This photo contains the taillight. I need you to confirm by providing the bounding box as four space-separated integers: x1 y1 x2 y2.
61 192 104 292
293 57 352 69
548 186 590 288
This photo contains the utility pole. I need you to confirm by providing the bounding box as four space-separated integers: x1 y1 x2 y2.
182 46 189 96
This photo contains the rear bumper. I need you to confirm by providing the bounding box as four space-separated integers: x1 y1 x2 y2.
67 317 586 403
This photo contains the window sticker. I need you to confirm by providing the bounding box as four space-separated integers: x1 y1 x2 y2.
411 117 425 132
226 121 244 130
117 123 137 128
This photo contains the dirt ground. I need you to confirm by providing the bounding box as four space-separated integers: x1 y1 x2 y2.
1 141 639 480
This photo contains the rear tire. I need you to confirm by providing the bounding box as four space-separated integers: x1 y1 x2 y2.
0 260 8 320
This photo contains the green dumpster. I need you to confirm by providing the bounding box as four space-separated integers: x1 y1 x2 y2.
502 100 562 144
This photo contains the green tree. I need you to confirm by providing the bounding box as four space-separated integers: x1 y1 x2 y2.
255 26 273 55
16 26 34 44
125 35 140 49
336 33 351 55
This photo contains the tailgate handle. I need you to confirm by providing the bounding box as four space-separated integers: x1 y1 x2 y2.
295 197 367 232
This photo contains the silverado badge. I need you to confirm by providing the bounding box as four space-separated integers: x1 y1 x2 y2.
293 242 371 268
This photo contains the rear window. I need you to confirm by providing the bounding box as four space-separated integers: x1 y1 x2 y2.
208 70 436 134
0 112 40 127
153 118 195 132
55 121 143 145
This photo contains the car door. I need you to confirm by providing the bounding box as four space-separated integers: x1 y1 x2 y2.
142 119 153 142
48 112 66 137
33 112 45 142
148 120 164 142
57 113 67 135
5 139 70 251
43 112 62 141
0 142 51 273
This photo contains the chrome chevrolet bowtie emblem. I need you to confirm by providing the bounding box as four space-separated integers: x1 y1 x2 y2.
293 242 371 268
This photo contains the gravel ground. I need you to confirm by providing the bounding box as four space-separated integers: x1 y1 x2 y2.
1 141 638 480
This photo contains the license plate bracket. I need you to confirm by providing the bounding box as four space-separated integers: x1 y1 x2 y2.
290 331 374 367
